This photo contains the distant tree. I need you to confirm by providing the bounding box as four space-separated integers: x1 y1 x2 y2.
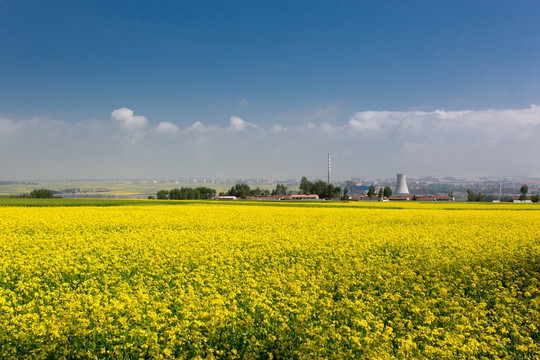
342 188 349 201
156 187 216 200
383 186 392 198
378 188 383 199
466 188 475 202
328 185 341 200
248 187 270 197
312 180 327 198
169 188 182 200
297 176 340 199
299 177 310 194
226 184 251 199
180 187 199 199
520 184 529 201
29 188 55 198
367 185 376 199
196 187 216 200
531 194 539 203
147 195 155 200
476 192 485 202
316 181 341 199
156 190 169 200
272 183 288 196
249 187 260 197
466 188 485 202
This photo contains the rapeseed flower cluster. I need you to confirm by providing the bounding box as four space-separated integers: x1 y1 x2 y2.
0 202 538 359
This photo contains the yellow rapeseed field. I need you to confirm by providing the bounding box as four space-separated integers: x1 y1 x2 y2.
0 202 539 359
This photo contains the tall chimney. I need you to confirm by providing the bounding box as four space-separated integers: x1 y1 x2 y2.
328 153 331 184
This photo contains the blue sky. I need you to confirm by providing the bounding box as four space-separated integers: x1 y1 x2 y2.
1 1 540 180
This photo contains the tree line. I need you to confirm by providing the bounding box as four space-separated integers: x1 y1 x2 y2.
156 187 216 200
159 179 346 201
518 185 539 202
11 188 61 198
466 189 485 202
222 183 289 199
299 177 342 199
366 185 393 199
466 185 539 202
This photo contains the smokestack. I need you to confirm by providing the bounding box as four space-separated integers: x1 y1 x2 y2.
395 174 410 195
328 153 331 184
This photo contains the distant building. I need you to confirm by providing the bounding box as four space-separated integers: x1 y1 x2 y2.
290 194 319 200
214 196 237 200
244 194 320 201
395 174 410 196
415 195 455 202
246 195 284 201
388 195 411 201
512 196 533 203
350 195 380 201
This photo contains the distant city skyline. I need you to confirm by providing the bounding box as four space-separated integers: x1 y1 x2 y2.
1 1 539 180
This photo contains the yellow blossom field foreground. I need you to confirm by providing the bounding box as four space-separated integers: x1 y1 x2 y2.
0 201 539 359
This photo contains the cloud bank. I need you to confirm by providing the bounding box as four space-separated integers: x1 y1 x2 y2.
1 106 539 179
111 107 179 140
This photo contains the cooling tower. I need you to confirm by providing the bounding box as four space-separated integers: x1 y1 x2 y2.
395 174 410 195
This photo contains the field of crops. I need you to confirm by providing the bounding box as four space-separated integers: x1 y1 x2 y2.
0 201 539 359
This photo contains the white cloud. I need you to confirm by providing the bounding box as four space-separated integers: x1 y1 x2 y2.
111 107 148 132
155 121 180 134
305 122 316 130
433 109 472 120
228 115 255 132
0 116 68 140
348 111 402 132
345 105 540 139
111 107 185 139
110 107 149 142
187 121 220 132
271 124 287 133
318 122 342 134
0 118 20 137
188 121 205 131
